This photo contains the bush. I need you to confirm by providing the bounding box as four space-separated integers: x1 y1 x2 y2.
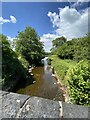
47 58 52 65
18 54 29 69
67 60 90 105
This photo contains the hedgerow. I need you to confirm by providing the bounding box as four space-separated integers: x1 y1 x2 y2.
67 60 90 105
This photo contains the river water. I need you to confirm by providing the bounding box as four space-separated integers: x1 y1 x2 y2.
16 57 64 101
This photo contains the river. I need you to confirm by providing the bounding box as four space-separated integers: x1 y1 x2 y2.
16 57 64 101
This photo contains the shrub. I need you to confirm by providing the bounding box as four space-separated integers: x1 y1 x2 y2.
67 60 90 105
18 54 29 69
47 58 52 65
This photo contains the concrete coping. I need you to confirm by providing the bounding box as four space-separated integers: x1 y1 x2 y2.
0 90 89 119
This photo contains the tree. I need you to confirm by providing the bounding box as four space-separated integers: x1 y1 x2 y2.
57 35 90 61
15 26 45 65
57 40 75 59
51 36 67 54
0 34 28 90
52 36 67 49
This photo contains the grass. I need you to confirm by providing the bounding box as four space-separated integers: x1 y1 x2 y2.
49 55 77 86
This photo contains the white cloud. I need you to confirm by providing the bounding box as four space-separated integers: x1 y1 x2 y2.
71 0 89 9
0 17 10 24
48 6 89 39
40 34 60 52
0 16 17 24
7 36 15 42
10 16 17 23
41 6 89 52
60 7 81 23
7 36 16 51
48 12 60 27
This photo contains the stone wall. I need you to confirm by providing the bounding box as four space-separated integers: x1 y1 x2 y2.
0 90 89 119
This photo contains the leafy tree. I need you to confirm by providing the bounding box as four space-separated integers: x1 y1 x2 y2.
57 40 75 59
57 35 90 61
52 36 67 49
51 36 67 54
73 36 90 61
0 34 28 90
15 26 45 66
52 36 67 48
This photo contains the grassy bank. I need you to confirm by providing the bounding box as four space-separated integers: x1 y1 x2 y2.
49 55 77 86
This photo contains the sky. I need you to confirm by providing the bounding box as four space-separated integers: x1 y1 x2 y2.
0 1 90 52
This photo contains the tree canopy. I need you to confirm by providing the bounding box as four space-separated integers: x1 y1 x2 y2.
1 26 45 90
52 36 67 48
1 34 28 90
15 26 45 65
51 34 89 61
51 36 67 54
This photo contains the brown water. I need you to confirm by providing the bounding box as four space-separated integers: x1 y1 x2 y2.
16 57 64 101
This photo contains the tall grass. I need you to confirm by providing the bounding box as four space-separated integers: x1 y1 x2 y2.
49 55 77 86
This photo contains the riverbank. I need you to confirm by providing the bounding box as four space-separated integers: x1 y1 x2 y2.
49 55 77 103
51 69 69 102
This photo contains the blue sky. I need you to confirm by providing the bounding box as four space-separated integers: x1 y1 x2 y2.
2 2 70 37
1 2 89 51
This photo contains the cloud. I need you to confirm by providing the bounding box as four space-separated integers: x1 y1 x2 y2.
60 6 81 23
71 0 89 9
40 34 60 52
10 16 17 23
0 17 10 24
0 16 17 24
48 12 60 27
48 6 89 39
7 36 16 51
41 6 89 52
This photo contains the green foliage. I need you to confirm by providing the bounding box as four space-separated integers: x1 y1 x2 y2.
50 34 90 105
58 40 75 59
67 60 90 105
51 36 67 53
49 55 77 86
0 34 28 90
54 35 90 61
73 36 90 61
0 26 45 90
52 36 67 48
15 26 45 65
18 54 29 69
47 58 52 65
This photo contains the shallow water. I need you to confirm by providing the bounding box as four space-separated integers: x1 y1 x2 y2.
16 57 64 101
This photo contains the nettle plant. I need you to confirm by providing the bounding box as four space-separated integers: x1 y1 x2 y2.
67 60 90 106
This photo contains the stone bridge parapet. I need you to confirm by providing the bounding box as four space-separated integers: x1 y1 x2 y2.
0 90 89 119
